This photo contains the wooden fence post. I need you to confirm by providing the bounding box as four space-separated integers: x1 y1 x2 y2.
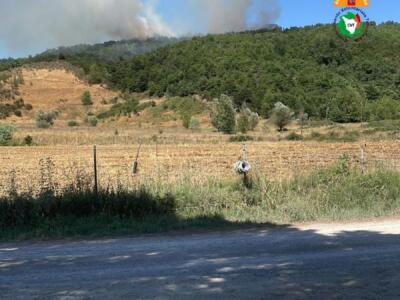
93 145 99 201
360 144 366 175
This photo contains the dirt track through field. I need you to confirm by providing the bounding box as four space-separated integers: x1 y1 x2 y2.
1 141 400 194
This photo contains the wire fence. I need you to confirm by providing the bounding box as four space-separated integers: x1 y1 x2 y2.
1 141 400 196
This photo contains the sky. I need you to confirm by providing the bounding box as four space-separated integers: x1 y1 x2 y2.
0 0 399 59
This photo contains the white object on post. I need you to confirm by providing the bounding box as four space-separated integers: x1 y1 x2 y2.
234 160 251 174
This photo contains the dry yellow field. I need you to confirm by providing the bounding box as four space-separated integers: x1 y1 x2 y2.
1 141 400 195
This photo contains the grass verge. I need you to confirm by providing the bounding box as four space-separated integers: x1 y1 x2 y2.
1 157 400 241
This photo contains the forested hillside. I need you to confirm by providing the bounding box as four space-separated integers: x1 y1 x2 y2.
0 37 182 83
2 23 400 122
110 23 400 122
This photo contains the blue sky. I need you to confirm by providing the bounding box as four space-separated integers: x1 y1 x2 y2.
154 0 400 32
1 0 399 59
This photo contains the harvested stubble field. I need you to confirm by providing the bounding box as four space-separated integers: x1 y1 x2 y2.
1 141 400 196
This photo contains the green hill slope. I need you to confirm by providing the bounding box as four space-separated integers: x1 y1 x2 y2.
110 23 400 122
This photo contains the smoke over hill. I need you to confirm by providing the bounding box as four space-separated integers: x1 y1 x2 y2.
0 0 280 57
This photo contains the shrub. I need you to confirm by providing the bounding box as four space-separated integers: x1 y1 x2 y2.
81 91 93 106
237 105 259 134
86 115 98 127
24 135 33 145
367 120 400 132
97 98 139 119
36 110 57 128
67 120 79 127
286 132 303 141
210 94 236 134
237 110 250 134
24 103 33 111
229 135 254 142
0 124 16 145
137 101 156 111
248 111 260 131
88 64 106 84
189 117 201 130
181 114 191 129
365 96 400 121
14 110 22 117
270 102 294 132
307 130 359 142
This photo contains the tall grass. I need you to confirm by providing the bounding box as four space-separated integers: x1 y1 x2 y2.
2 157 400 240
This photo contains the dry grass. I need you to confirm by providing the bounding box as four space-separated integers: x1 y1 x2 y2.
2 140 400 196
19 68 117 111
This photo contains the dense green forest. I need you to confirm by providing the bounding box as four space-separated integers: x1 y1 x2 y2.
110 23 400 122
2 23 400 122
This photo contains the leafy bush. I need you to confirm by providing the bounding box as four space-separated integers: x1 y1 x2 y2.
237 111 250 134
307 130 359 142
367 120 400 132
286 132 303 141
189 117 201 130
88 63 107 84
24 135 33 145
0 99 32 119
365 96 400 121
81 91 93 106
0 124 16 145
36 110 58 128
237 105 260 133
97 98 139 119
210 94 236 134
85 115 98 127
181 114 191 129
67 120 79 127
229 135 254 142
137 101 156 111
248 111 260 131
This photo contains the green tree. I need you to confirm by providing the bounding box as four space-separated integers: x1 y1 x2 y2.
81 91 93 106
270 102 294 132
210 94 236 134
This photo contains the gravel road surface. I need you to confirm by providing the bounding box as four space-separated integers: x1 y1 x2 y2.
1 219 400 299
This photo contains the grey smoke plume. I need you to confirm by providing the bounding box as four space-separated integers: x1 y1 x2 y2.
192 0 281 34
0 0 174 56
0 0 280 57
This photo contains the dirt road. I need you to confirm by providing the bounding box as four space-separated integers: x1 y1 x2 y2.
1 219 400 299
